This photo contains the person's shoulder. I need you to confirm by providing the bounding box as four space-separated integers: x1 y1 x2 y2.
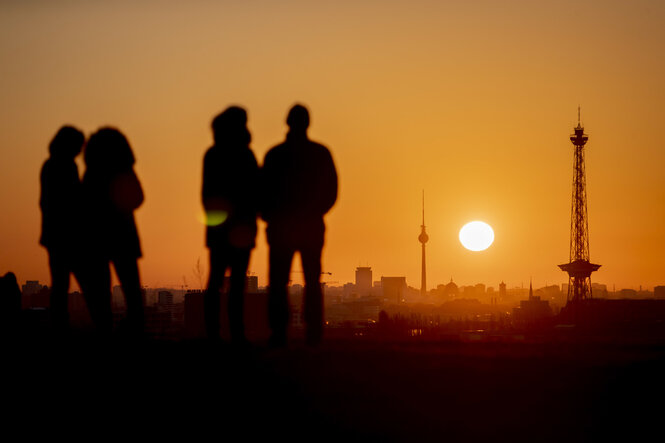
41 157 75 176
266 141 288 153
307 139 333 158
312 140 329 149
203 146 220 165
41 158 52 172
264 142 287 161
203 145 216 159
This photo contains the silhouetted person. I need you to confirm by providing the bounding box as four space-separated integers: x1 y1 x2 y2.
82 127 145 338
0 272 22 337
261 104 338 346
202 106 259 344
39 125 87 334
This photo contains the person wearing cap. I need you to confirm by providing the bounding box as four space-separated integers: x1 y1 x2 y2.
202 106 259 344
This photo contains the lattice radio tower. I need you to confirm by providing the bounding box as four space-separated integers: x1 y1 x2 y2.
558 108 601 303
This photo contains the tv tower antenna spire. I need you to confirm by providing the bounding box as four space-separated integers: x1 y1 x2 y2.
559 108 601 304
418 190 429 297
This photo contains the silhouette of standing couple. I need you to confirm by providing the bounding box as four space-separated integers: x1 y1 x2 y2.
40 126 144 338
203 104 338 347
40 104 337 346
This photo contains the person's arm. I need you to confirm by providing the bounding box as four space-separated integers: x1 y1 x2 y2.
258 152 273 222
202 151 212 210
320 149 338 215
111 169 143 213
40 161 72 215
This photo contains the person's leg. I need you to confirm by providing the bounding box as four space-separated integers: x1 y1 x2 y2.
84 258 113 337
301 244 323 346
72 255 92 315
205 248 227 340
113 257 144 338
228 248 251 344
268 243 295 346
47 249 71 335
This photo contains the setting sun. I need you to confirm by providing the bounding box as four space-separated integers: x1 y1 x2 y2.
459 221 494 252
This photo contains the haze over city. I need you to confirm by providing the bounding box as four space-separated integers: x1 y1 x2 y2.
2 0 664 292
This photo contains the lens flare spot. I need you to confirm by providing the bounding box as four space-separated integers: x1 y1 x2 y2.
198 210 228 227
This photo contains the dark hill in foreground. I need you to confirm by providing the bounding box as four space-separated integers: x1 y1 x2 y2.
3 334 664 442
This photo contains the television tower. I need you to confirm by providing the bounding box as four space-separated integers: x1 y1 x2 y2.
558 108 601 303
418 190 429 296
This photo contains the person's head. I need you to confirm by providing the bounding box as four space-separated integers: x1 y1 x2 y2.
1 271 18 289
49 125 85 159
286 104 310 134
84 127 135 173
211 106 250 147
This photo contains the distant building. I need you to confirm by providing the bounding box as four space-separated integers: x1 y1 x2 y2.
443 279 459 299
513 297 553 327
499 281 506 301
21 280 45 296
488 286 497 305
512 282 553 327
355 267 372 297
381 277 407 304
343 282 355 299
558 299 665 334
373 281 382 298
158 290 174 307
247 275 259 293
184 290 205 338
534 285 565 311
21 281 49 309
655 286 665 300
591 283 608 298
474 283 486 296
619 288 638 299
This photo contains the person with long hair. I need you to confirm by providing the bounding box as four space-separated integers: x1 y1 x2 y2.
82 127 145 338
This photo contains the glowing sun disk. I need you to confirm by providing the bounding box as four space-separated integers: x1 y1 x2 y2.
459 221 494 251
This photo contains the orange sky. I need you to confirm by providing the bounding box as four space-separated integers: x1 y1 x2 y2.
1 0 664 291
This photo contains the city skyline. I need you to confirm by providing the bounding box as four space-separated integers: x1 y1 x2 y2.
16 269 660 295
1 1 664 291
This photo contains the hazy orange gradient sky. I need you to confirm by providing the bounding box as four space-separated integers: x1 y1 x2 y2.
1 0 664 291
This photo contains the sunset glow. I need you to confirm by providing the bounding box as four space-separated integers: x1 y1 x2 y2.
1 1 663 291
3 4 664 440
